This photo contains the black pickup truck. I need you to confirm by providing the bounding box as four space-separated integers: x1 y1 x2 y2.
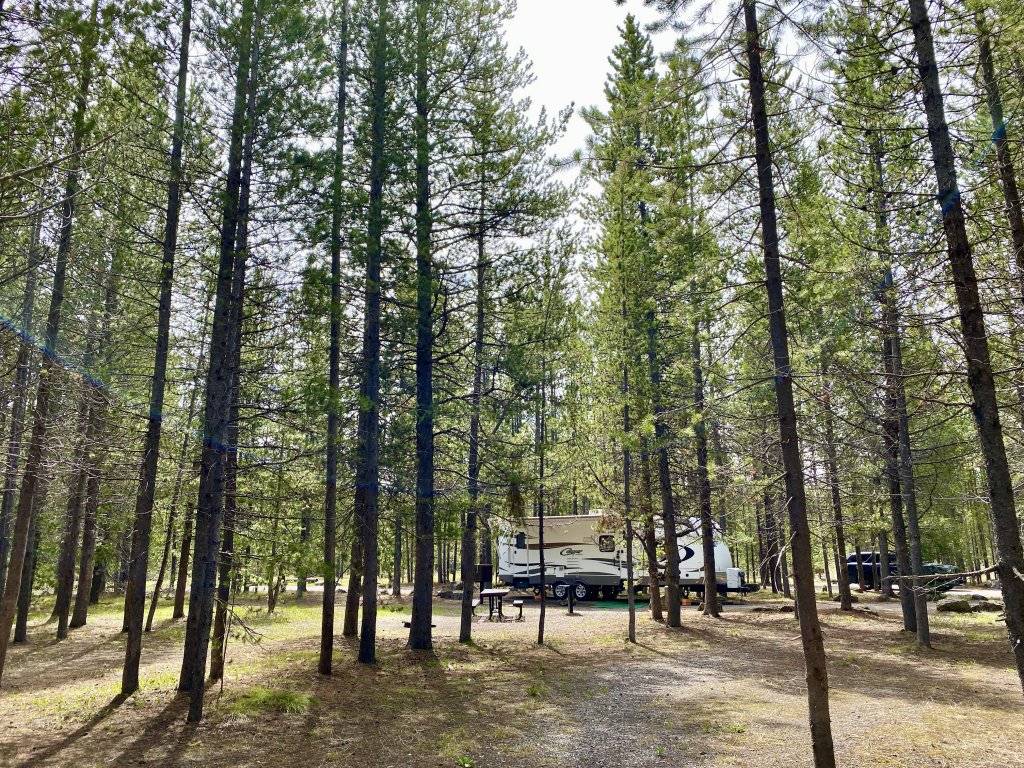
846 553 962 592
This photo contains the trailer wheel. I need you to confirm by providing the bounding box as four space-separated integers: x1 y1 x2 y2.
552 582 569 600
573 582 588 601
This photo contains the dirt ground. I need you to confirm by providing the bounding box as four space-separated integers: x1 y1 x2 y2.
0 587 1021 768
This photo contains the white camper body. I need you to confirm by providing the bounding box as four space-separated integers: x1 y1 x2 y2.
496 514 748 600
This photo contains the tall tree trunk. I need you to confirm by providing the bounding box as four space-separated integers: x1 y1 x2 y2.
356 0 389 665
147 292 210 633
854 542 866 592
877 528 892 599
755 488 768 588
266 457 285 614
820 371 852 610
910 0 1024 690
625 516 636 642
692 318 719 617
872 135 929 639
70 403 103 630
536 376 547 646
621 308 635 638
342 534 362 636
409 0 434 652
121 0 193 696
391 515 401 595
0 0 99 685
742 2 836 762
817 503 833 599
210 40 260 681
976 12 1024 301
320 0 349 674
892 331 929 644
639 446 663 622
52 398 90 638
14 516 41 643
884 408 916 630
0 209 41 604
178 0 256 720
616 188 639 634
459 163 487 643
646 313 681 628
871 140 917 631
172 503 195 619
71 335 112 631
71 464 101 628
779 525 792 599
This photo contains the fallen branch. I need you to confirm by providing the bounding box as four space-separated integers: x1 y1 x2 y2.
883 565 999 583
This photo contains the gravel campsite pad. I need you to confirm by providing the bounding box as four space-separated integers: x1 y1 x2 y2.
1 592 1021 768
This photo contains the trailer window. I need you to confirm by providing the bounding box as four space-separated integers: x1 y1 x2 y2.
515 532 526 549
598 535 615 553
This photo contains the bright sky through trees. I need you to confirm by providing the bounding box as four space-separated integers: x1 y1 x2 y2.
506 1 666 166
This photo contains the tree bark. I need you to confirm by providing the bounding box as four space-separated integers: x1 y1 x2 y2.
212 0 265 684
408 0 434 652
0 209 41 605
71 373 110 629
14 515 41 643
908 0 1024 662
356 0 389 665
878 528 893 599
178 0 256 720
692 318 720 617
626 517 636 642
536 378 547 646
0 0 99 685
460 159 487 643
742 2 836 762
646 313 681 628
976 11 1024 302
121 0 193 696
622 307 635 636
320 0 349 674
892 331 929 645
820 372 852 610
52 401 89 638
210 39 260 681
639 446 663 622
342 534 362 636
392 516 401 596
147 293 209 633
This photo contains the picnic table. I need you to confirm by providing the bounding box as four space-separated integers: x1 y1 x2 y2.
479 587 510 620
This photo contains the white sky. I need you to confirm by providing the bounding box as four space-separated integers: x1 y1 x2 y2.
505 0 669 163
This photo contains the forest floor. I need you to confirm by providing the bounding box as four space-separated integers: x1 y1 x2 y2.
0 587 1020 768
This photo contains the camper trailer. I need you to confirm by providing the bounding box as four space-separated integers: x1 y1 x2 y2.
496 514 750 601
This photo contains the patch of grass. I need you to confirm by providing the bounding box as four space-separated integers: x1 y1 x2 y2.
139 669 180 690
833 652 862 669
699 719 747 735
437 727 480 768
29 679 122 720
526 682 545 698
228 686 315 716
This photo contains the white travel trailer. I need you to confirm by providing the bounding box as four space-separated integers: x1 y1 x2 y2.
496 513 750 601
